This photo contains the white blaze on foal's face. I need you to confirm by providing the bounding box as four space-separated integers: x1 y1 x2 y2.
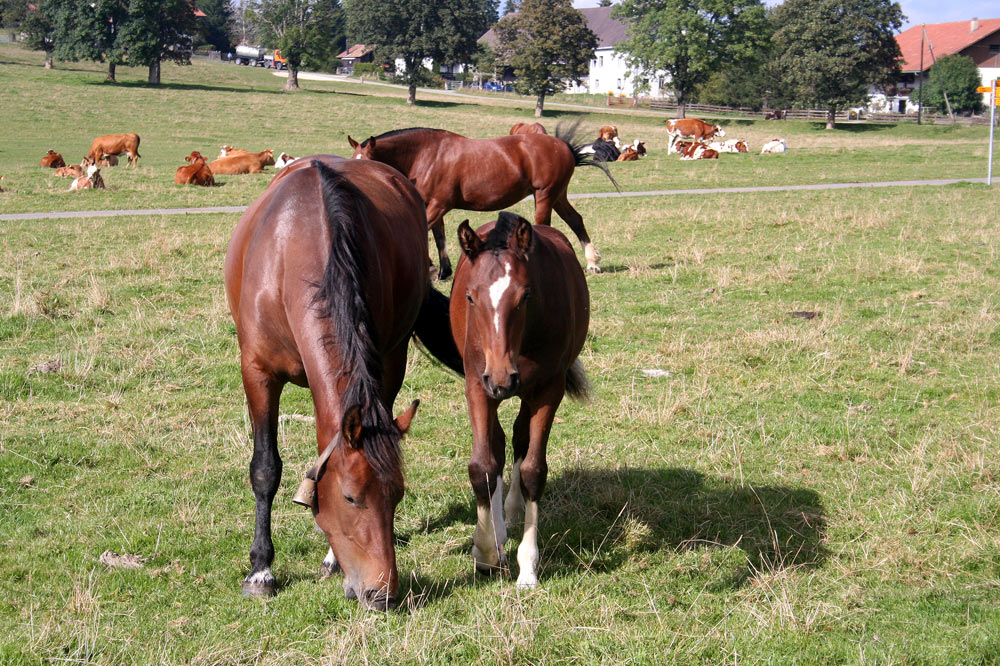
488 262 512 333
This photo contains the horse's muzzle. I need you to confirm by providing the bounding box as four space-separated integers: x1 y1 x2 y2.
482 372 519 400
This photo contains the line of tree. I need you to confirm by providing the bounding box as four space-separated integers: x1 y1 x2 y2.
345 0 497 105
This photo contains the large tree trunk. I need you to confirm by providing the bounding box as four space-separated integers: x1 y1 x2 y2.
148 60 161 85
407 83 417 105
534 91 545 117
105 62 116 83
44 53 53 69
283 64 300 91
678 101 686 118
825 108 836 130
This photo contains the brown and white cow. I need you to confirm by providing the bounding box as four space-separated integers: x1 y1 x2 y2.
761 138 786 154
87 133 141 168
175 151 215 186
69 164 106 190
209 149 274 175
274 152 296 169
40 150 66 168
666 118 725 154
678 142 718 160
509 122 548 135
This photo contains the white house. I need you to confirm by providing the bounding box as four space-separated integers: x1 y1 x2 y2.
578 6 670 97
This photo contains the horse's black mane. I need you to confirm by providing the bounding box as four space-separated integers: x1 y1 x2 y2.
363 127 443 147
483 211 523 252
310 159 402 486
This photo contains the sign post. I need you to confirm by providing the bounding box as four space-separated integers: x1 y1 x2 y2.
979 81 998 185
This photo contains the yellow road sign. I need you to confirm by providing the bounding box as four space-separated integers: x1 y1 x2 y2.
977 86 994 93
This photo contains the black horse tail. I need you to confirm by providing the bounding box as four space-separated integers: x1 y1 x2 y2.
413 286 465 376
554 121 621 193
565 359 590 402
310 159 401 483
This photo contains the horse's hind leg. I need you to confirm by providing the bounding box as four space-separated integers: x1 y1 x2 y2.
426 205 452 281
551 195 600 273
241 363 283 597
514 381 565 589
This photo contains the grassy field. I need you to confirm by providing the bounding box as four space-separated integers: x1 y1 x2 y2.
2 44 1000 665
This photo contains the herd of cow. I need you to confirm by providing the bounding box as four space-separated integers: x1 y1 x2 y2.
34 120 786 194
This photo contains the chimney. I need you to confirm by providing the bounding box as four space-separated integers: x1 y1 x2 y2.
971 18 980 32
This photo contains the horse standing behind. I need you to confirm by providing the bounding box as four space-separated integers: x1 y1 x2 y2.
450 212 589 588
224 155 463 609
348 126 615 279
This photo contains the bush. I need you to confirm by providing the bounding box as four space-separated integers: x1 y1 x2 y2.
910 54 985 115
353 62 381 77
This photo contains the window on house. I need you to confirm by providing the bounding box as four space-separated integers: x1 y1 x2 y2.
599 56 603 66
990 44 1000 53
595 79 599 90
617 78 621 89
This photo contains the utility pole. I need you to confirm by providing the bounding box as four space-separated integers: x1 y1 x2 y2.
917 25 924 125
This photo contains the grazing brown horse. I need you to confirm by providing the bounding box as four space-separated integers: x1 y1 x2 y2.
348 126 615 280
450 212 590 588
509 122 547 135
225 155 463 610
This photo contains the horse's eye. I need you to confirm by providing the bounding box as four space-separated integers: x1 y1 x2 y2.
523 290 532 301
466 292 474 305
344 495 357 505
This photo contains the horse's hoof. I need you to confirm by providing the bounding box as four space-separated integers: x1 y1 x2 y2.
515 575 539 591
437 265 453 281
587 264 602 274
320 561 341 578
473 545 505 574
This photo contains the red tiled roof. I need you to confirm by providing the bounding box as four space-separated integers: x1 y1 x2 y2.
337 44 373 60
897 18 1000 72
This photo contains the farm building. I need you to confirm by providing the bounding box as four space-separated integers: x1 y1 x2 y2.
479 6 672 97
881 17 1000 114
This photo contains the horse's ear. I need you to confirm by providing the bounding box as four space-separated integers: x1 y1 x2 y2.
395 400 419 434
511 217 533 255
367 137 376 150
348 136 359 150
457 220 483 260
342 405 364 449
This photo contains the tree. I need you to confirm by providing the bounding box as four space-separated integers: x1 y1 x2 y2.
772 0 904 129
114 0 197 85
299 0 345 73
195 0 233 53
255 0 342 90
501 0 518 15
51 0 128 82
612 0 769 118
22 0 57 69
909 54 984 116
493 0 596 117
346 0 497 105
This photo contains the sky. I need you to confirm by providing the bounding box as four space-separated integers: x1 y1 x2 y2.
571 0 998 31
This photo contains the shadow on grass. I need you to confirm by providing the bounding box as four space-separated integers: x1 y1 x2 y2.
809 122 898 133
83 79 351 96
419 466 827 591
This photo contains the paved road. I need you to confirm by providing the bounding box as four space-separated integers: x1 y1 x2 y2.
0 178 985 222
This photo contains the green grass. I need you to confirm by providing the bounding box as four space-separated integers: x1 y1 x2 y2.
1 43 999 665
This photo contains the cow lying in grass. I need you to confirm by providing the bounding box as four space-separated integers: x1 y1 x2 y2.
40 150 66 168
209 149 274 175
69 164 106 190
175 152 215 186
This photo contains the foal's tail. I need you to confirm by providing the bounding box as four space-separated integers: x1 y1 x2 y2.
555 121 620 193
412 286 465 376
565 359 590 402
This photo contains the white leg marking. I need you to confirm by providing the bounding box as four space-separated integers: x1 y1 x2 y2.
472 476 507 570
321 547 338 576
504 459 525 527
516 501 540 589
247 568 275 585
585 242 601 273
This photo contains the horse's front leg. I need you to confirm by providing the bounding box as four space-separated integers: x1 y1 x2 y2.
241 363 283 596
426 203 452 281
465 381 507 572
514 381 565 589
